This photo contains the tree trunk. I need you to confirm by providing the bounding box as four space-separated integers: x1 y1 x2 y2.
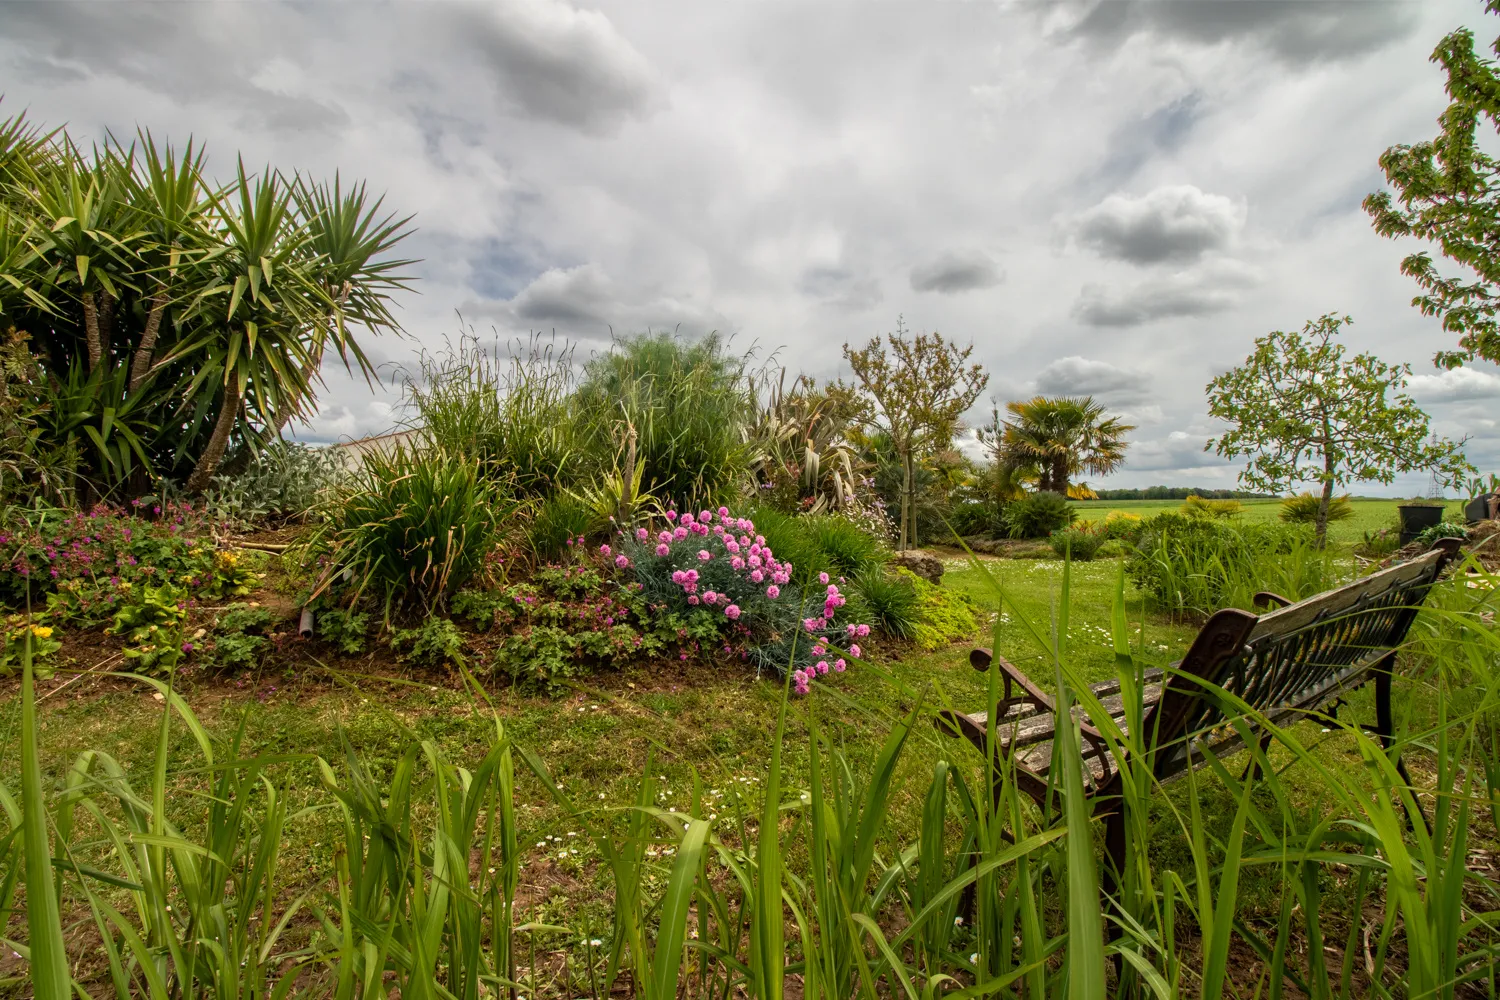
1051 455 1069 497
129 290 169 392
187 381 242 493
1314 477 1334 549
898 444 912 552
98 289 115 364
82 292 102 372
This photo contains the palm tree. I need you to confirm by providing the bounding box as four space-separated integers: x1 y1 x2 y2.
998 396 1133 496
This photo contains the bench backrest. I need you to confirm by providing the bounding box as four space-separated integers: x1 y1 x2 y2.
1144 539 1462 781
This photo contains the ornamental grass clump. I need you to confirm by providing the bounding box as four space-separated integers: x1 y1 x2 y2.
620 505 871 694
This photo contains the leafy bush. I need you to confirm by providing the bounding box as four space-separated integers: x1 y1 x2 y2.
1095 539 1131 559
947 498 1001 539
1126 513 1340 616
303 445 519 612
208 604 275 670
317 607 370 654
0 619 61 678
205 442 348 527
527 494 600 562
902 570 980 651
573 333 753 507
1415 521 1469 547
389 617 466 668
1181 495 1243 519
850 570 920 639
1098 512 1143 541
1 502 221 608
1002 491 1075 539
1048 528 1103 561
109 582 190 673
1279 492 1354 524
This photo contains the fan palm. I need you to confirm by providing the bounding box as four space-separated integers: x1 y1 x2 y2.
998 395 1133 496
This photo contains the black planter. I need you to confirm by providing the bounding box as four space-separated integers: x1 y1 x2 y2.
1397 503 1444 545
1465 493 1498 524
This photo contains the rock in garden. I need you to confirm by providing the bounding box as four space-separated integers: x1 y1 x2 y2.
892 549 944 584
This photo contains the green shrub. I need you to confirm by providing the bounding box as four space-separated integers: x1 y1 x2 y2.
1279 492 1354 524
1098 512 1143 541
205 442 348 527
317 607 370 654
302 445 519 612
948 498 1001 538
1095 538 1131 559
1415 521 1468 547
527 494 599 562
209 604 275 670
851 570 921 639
902 570 980 651
0 619 61 678
1181 495 1243 519
803 515 889 579
1126 513 1340 616
1049 528 1103 561
109 582 189 673
743 505 824 585
572 333 753 508
1002 491 1075 539
389 617 466 668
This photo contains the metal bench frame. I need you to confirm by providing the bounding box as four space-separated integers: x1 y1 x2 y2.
935 538 1463 889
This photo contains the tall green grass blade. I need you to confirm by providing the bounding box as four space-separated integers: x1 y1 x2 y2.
19 628 71 1000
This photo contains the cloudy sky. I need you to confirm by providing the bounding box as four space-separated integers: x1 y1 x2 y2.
6 0 1500 493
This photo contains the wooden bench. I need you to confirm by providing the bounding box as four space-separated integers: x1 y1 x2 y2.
935 538 1463 886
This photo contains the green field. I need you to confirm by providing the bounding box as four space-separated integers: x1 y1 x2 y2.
1070 497 1466 546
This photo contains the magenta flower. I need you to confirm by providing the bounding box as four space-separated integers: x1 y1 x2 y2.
731 556 745 570
704 590 718 603
688 595 700 605
718 506 729 517
856 624 871 637
724 604 741 619
815 660 829 675
804 617 820 632
834 658 846 672
636 528 649 541
672 570 686 584
600 544 612 556
766 584 780 598
674 526 689 540
615 555 629 569
819 572 829 585
656 543 671 557
812 644 825 655
750 569 764 583
686 569 699 582
698 510 712 523
666 510 678 521
850 644 862 658
697 549 711 561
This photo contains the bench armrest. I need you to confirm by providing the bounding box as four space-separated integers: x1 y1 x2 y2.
1253 591 1294 610
970 647 1056 716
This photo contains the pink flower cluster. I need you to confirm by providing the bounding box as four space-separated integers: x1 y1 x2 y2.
652 507 792 615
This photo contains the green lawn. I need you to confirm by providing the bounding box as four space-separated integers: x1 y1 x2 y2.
1070 497 1466 546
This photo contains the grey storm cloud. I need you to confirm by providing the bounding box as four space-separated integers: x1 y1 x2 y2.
1074 259 1261 327
1072 185 1244 265
458 0 663 132
910 251 1004 293
510 263 617 326
1060 0 1421 66
486 264 730 339
799 268 884 311
1034 356 1152 404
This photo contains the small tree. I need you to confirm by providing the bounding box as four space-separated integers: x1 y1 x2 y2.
1205 313 1472 546
842 320 988 550
1365 0 1500 368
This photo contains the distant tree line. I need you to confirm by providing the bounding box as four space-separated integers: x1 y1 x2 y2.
1086 487 1277 501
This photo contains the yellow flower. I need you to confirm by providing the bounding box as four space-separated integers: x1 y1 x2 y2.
30 625 53 639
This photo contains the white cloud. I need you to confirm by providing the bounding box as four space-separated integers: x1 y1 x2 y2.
1406 366 1500 404
1071 184 1245 265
